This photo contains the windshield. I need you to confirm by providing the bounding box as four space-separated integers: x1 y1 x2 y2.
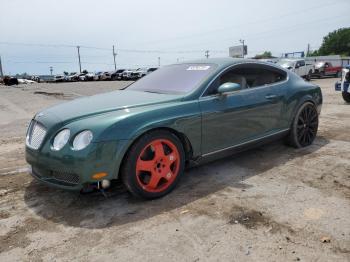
127 63 217 94
315 62 325 68
277 60 295 68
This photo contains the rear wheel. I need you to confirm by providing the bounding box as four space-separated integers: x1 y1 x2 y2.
342 92 350 103
121 130 185 199
287 102 319 148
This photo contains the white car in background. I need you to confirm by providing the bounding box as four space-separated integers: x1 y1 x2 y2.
130 68 147 80
66 73 79 82
130 67 158 80
53 75 66 82
277 59 314 81
84 72 99 81
78 73 87 81
18 79 36 84
335 65 350 103
141 67 158 77
122 69 135 80
96 71 112 81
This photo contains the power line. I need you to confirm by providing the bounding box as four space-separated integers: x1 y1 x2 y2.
5 60 115 65
132 0 342 47
0 41 226 54
0 42 76 48
167 13 349 51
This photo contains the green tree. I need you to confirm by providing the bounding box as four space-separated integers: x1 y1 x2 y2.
253 51 274 59
314 28 350 56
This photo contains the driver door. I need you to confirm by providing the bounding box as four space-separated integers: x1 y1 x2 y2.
199 64 286 155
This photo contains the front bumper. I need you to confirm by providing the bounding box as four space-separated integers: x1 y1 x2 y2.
26 140 128 190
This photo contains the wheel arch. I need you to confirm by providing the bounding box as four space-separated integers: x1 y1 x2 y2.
116 127 194 180
288 95 317 128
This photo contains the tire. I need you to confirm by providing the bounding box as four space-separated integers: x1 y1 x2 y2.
121 130 185 199
306 71 312 81
287 102 319 148
342 92 350 103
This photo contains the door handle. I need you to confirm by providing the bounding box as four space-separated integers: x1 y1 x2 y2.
265 94 278 100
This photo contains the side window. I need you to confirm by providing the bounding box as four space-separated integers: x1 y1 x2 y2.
299 60 305 66
204 64 287 96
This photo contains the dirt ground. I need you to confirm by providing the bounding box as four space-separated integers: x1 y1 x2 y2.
0 78 349 262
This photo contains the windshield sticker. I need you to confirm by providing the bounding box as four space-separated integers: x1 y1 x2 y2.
186 66 210 71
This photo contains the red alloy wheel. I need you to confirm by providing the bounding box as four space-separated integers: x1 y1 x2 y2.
135 139 180 193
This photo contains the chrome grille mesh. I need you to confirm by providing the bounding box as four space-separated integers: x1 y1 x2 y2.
32 166 80 186
26 120 47 150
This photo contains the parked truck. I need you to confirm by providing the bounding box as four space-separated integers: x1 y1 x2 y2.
277 59 314 81
313 61 342 78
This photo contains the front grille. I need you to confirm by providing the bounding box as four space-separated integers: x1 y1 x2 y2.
26 120 47 150
32 166 80 186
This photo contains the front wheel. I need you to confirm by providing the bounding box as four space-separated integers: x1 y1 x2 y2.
121 130 185 199
287 102 319 148
342 92 350 103
306 71 312 81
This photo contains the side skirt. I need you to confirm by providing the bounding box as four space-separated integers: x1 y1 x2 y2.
189 128 290 167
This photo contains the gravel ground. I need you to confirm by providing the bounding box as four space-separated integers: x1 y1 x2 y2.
0 78 349 262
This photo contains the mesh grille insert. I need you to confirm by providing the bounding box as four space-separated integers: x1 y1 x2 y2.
32 166 80 186
26 120 47 150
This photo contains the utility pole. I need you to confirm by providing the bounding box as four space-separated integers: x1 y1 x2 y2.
158 57 161 67
0 55 3 78
77 45 82 73
239 39 245 58
205 50 210 59
50 66 53 76
112 45 117 70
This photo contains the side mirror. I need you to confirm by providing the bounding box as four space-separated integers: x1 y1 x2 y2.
217 82 241 95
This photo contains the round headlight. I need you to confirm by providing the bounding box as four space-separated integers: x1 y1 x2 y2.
73 130 93 151
52 129 70 151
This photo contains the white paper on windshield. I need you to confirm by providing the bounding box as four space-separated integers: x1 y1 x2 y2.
186 66 210 71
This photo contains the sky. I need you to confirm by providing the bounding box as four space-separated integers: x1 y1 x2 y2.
0 0 349 75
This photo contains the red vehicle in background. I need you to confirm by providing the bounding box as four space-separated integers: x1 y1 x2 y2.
313 61 342 78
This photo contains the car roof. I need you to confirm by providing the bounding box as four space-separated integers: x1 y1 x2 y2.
182 57 248 66
179 57 284 72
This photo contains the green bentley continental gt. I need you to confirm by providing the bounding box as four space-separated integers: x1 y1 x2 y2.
26 58 322 199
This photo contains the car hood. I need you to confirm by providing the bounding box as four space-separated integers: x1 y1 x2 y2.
39 90 182 124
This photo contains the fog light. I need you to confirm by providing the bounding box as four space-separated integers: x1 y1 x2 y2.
101 180 111 189
92 172 107 180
